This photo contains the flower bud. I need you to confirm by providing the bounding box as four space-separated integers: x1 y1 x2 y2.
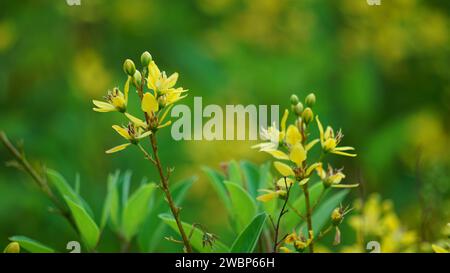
141 51 152 67
293 102 304 116
158 95 167 108
331 208 343 226
123 59 136 76
290 94 299 105
133 70 142 87
301 107 314 123
3 242 20 253
305 93 316 107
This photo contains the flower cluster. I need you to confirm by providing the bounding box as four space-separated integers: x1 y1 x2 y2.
252 93 358 252
92 51 187 154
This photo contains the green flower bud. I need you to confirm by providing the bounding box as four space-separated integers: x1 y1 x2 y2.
133 70 142 87
290 94 299 105
301 107 314 123
3 242 20 253
158 95 167 108
293 102 304 116
141 51 152 67
305 93 316 107
123 59 136 76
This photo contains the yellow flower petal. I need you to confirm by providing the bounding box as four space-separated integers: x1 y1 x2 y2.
331 184 359 188
142 92 159 114
124 76 131 104
330 150 357 157
276 177 294 188
147 61 161 90
105 143 131 154
164 72 178 89
112 125 131 140
305 139 320 151
299 178 309 186
125 113 147 128
280 109 289 134
305 162 321 176
256 191 278 202
334 146 355 151
316 116 324 143
274 161 295 177
286 125 302 146
92 100 116 112
289 144 306 167
264 150 289 160
157 120 172 129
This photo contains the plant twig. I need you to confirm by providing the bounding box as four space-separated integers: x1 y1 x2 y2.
273 177 291 253
0 131 78 233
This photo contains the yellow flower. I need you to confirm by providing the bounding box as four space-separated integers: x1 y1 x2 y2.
251 109 289 153
93 77 130 113
316 116 356 157
285 232 299 244
147 61 180 94
316 163 358 188
279 246 292 253
256 189 286 202
106 123 152 154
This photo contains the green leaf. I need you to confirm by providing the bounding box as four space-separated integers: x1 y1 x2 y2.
230 213 267 253
284 182 326 231
228 160 243 185
159 214 229 253
47 169 78 202
8 236 54 253
138 177 196 252
64 196 100 250
240 161 260 198
300 190 349 237
100 171 119 230
202 166 231 212
46 169 93 217
224 181 257 232
122 183 156 241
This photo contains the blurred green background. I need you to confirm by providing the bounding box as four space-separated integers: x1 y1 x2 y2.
0 0 449 252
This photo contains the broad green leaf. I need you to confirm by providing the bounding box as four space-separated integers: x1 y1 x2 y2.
300 189 349 237
122 183 156 241
284 182 326 231
230 213 267 253
47 169 78 202
225 181 257 232
64 196 100 250
159 214 229 253
46 169 93 217
138 177 196 252
202 166 231 212
240 160 260 198
100 171 119 230
228 160 243 185
9 236 54 253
